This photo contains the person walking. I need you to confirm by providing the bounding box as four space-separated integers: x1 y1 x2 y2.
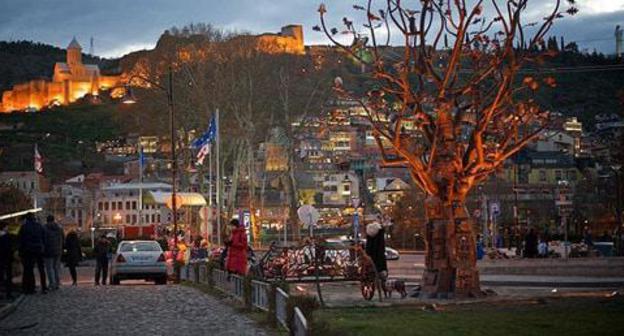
524 228 538 258
225 219 248 275
365 221 388 279
0 221 14 299
43 215 63 290
18 212 47 294
64 229 82 286
94 235 110 286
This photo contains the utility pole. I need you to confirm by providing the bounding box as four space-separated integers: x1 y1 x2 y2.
513 162 520 249
616 25 623 58
216 108 221 246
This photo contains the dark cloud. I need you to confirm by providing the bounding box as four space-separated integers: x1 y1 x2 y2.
0 0 621 58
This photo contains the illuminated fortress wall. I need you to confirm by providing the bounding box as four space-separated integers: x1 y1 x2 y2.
255 25 305 55
0 38 121 113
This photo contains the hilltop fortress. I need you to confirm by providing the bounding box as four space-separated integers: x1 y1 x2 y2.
1 38 122 113
253 24 304 55
1 25 305 113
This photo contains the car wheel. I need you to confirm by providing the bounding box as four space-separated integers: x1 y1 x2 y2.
111 276 120 285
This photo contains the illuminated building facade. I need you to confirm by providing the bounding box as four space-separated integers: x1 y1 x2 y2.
1 38 121 113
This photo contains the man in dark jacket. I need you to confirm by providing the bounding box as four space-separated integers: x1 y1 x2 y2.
64 230 82 286
94 235 110 285
18 212 47 294
0 221 14 299
524 228 538 258
43 215 63 290
365 222 388 277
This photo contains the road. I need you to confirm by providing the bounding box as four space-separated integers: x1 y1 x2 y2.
388 253 424 278
1 266 267 336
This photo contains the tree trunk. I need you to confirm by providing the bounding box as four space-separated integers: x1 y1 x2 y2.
420 196 482 299
286 153 301 241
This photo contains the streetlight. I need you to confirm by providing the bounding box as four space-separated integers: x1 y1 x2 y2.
121 67 180 280
612 164 622 255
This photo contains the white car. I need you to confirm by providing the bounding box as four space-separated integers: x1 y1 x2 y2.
110 240 167 285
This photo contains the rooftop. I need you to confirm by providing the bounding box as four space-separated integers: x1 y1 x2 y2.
102 182 172 191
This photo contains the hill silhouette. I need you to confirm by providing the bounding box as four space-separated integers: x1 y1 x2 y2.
1 38 623 129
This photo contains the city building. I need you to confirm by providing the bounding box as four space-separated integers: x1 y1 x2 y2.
371 177 411 210
95 182 172 237
0 171 49 204
322 172 360 206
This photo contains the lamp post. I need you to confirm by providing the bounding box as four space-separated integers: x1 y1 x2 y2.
612 165 622 255
122 67 179 279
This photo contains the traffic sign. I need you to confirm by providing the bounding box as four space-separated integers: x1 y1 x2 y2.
297 205 320 228
489 201 500 217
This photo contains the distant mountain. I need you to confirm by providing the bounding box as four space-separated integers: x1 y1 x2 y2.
0 40 120 92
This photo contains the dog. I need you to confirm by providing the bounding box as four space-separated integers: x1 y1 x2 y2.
382 278 408 298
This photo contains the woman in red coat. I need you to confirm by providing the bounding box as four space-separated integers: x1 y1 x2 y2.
225 219 248 275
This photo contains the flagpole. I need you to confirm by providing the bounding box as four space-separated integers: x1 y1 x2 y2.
138 145 143 227
33 144 41 209
216 108 221 247
208 142 213 243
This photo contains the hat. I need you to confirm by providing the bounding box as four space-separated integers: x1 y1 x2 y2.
366 222 382 237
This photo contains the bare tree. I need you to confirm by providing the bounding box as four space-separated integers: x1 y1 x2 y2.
319 0 576 298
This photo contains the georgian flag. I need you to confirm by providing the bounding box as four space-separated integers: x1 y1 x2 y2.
196 142 210 166
34 144 43 174
191 114 217 149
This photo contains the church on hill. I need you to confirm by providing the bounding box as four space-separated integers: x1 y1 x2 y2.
0 38 121 113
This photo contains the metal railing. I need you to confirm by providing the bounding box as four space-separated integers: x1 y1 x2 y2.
187 264 308 334
213 269 228 292
276 287 289 329
198 264 208 284
251 280 270 311
231 274 244 301
293 307 308 336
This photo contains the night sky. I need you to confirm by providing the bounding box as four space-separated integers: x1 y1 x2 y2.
0 0 622 58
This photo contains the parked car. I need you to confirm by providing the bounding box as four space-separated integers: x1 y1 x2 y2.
110 240 167 285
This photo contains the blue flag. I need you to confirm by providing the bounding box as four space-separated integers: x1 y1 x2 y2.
191 114 217 149
139 145 146 172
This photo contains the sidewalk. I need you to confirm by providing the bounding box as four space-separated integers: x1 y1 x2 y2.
393 274 624 288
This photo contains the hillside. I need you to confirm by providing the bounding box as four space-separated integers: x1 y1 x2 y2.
0 103 124 181
0 40 119 93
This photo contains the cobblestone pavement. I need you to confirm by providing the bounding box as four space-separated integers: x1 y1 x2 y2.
0 284 268 336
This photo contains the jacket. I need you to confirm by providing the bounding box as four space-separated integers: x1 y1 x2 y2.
18 218 45 254
43 222 64 258
0 232 13 262
365 226 388 274
64 232 82 266
226 227 248 275
94 238 110 259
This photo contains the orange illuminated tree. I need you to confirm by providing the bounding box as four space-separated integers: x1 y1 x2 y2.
318 0 577 298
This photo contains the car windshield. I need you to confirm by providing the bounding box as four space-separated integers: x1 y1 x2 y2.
119 242 161 252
